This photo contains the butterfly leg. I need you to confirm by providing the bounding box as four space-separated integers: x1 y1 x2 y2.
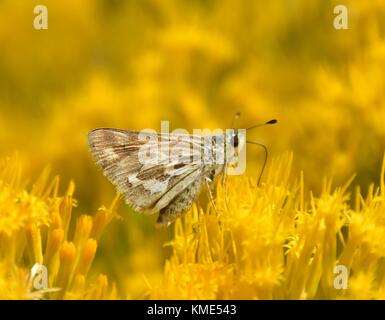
221 163 227 187
221 165 230 212
205 177 218 214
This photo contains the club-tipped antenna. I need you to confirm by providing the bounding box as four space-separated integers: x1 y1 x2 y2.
246 119 277 131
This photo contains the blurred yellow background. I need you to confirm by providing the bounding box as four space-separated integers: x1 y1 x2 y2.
1 0 385 298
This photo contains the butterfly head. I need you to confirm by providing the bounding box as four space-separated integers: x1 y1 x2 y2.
230 112 277 148
227 128 247 159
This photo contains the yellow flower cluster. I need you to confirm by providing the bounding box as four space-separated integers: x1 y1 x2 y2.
151 153 385 299
2 151 385 300
0 156 119 299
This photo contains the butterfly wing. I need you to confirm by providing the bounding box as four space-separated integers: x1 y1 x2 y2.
88 128 209 214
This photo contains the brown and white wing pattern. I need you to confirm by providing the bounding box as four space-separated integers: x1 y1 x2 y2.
88 128 219 224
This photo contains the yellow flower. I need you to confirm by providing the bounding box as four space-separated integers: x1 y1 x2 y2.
151 153 385 300
0 156 120 299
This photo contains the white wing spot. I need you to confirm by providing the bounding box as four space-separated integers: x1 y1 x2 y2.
104 147 119 161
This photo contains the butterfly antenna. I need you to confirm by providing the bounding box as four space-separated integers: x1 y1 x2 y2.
246 119 277 131
246 141 269 186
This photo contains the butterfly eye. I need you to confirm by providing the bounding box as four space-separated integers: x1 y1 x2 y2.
232 134 239 148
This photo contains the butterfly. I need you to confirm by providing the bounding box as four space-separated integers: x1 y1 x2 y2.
88 116 276 227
